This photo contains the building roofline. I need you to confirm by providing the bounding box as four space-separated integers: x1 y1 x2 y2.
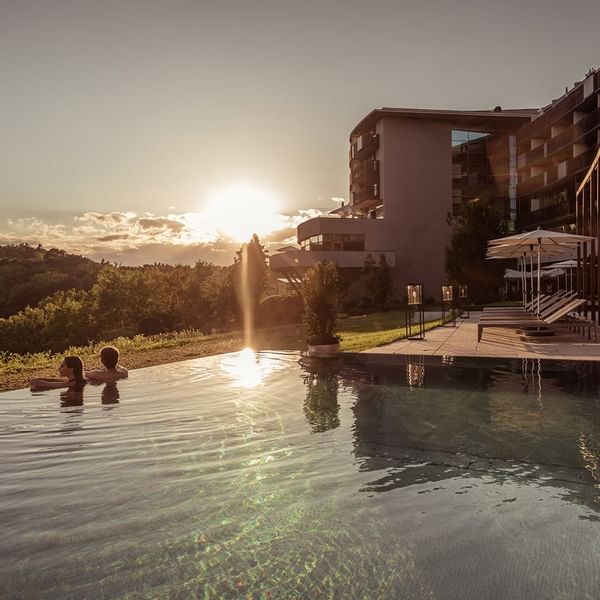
350 107 539 140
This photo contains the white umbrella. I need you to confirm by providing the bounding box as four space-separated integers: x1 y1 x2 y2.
488 228 592 247
487 244 571 307
487 228 594 314
549 259 579 290
503 268 523 279
541 267 566 291
550 259 578 268
541 267 565 277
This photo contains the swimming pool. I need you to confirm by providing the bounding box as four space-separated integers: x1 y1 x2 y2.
2 350 600 599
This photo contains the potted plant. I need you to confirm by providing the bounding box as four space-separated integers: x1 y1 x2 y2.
302 261 341 357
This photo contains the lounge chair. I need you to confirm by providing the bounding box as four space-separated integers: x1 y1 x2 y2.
480 292 577 321
477 298 586 342
482 291 573 316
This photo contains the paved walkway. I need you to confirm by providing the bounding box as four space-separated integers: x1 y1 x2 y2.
362 312 600 361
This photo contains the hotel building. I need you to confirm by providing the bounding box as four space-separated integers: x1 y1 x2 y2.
271 68 600 298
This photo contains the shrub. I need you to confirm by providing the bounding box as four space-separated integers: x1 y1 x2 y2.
257 294 303 327
302 262 340 345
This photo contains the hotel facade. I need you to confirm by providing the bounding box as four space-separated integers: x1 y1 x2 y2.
271 68 600 298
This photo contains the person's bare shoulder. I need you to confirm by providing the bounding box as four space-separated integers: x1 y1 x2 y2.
86 367 127 382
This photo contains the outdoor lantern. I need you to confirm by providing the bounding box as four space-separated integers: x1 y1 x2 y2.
458 285 468 299
441 285 456 327
406 283 423 306
442 285 454 302
405 283 425 339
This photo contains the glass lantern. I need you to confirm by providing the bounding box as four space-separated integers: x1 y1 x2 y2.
442 285 454 302
406 283 423 306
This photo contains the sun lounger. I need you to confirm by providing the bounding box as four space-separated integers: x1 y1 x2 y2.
483 291 572 315
477 298 586 342
480 292 577 321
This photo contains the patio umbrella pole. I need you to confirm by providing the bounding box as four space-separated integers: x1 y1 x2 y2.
530 249 534 306
537 240 541 316
519 256 527 306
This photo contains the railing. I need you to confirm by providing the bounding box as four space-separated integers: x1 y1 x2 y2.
350 159 379 179
518 203 572 228
577 147 600 196
518 173 545 196
518 85 585 138
522 143 546 166
568 150 595 177
350 133 379 160
547 109 600 155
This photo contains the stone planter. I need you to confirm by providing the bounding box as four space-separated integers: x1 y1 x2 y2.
307 342 340 358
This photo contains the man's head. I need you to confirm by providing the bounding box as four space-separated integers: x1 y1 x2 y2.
100 346 119 369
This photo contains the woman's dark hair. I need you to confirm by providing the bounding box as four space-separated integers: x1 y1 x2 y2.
64 356 86 390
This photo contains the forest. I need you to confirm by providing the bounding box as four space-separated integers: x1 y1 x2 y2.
0 239 302 355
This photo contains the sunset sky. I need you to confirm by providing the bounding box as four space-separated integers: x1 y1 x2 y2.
1 0 599 265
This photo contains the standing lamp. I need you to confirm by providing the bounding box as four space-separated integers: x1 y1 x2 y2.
458 284 469 318
441 285 456 326
405 283 425 340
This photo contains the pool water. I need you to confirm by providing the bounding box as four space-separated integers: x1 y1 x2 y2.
3 351 600 599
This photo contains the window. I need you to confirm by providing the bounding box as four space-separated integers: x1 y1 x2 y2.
299 233 365 252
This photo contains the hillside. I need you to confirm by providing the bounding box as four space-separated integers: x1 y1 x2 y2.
0 244 103 317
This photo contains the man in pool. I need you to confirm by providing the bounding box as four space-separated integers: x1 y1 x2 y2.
86 346 128 382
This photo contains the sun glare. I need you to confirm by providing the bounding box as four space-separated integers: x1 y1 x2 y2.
220 347 276 388
203 184 284 242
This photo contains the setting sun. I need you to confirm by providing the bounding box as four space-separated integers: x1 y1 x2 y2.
203 184 284 242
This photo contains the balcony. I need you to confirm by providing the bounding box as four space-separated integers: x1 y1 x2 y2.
518 203 573 229
546 108 600 155
297 215 385 243
521 143 546 167
350 133 379 160
350 158 379 181
518 86 585 139
270 249 396 271
518 173 545 196
567 149 595 177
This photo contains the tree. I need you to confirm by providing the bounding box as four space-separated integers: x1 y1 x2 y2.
445 201 506 303
361 253 393 308
361 254 376 308
373 254 393 306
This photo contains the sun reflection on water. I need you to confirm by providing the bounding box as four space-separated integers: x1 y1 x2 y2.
220 348 282 388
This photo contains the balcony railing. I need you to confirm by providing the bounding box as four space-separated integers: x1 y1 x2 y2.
350 133 379 160
522 143 546 166
546 110 599 155
518 173 545 196
518 150 595 196
568 150 595 177
518 86 585 139
518 203 573 229
350 159 379 179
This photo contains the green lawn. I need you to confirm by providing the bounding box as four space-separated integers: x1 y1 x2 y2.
338 310 442 352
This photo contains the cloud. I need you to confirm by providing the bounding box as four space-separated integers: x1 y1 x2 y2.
0 206 327 266
136 218 185 232
96 234 130 242
76 212 135 224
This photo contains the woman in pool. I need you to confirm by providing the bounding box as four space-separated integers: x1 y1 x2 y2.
30 356 87 391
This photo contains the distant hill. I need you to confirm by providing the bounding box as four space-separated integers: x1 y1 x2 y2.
0 244 103 317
